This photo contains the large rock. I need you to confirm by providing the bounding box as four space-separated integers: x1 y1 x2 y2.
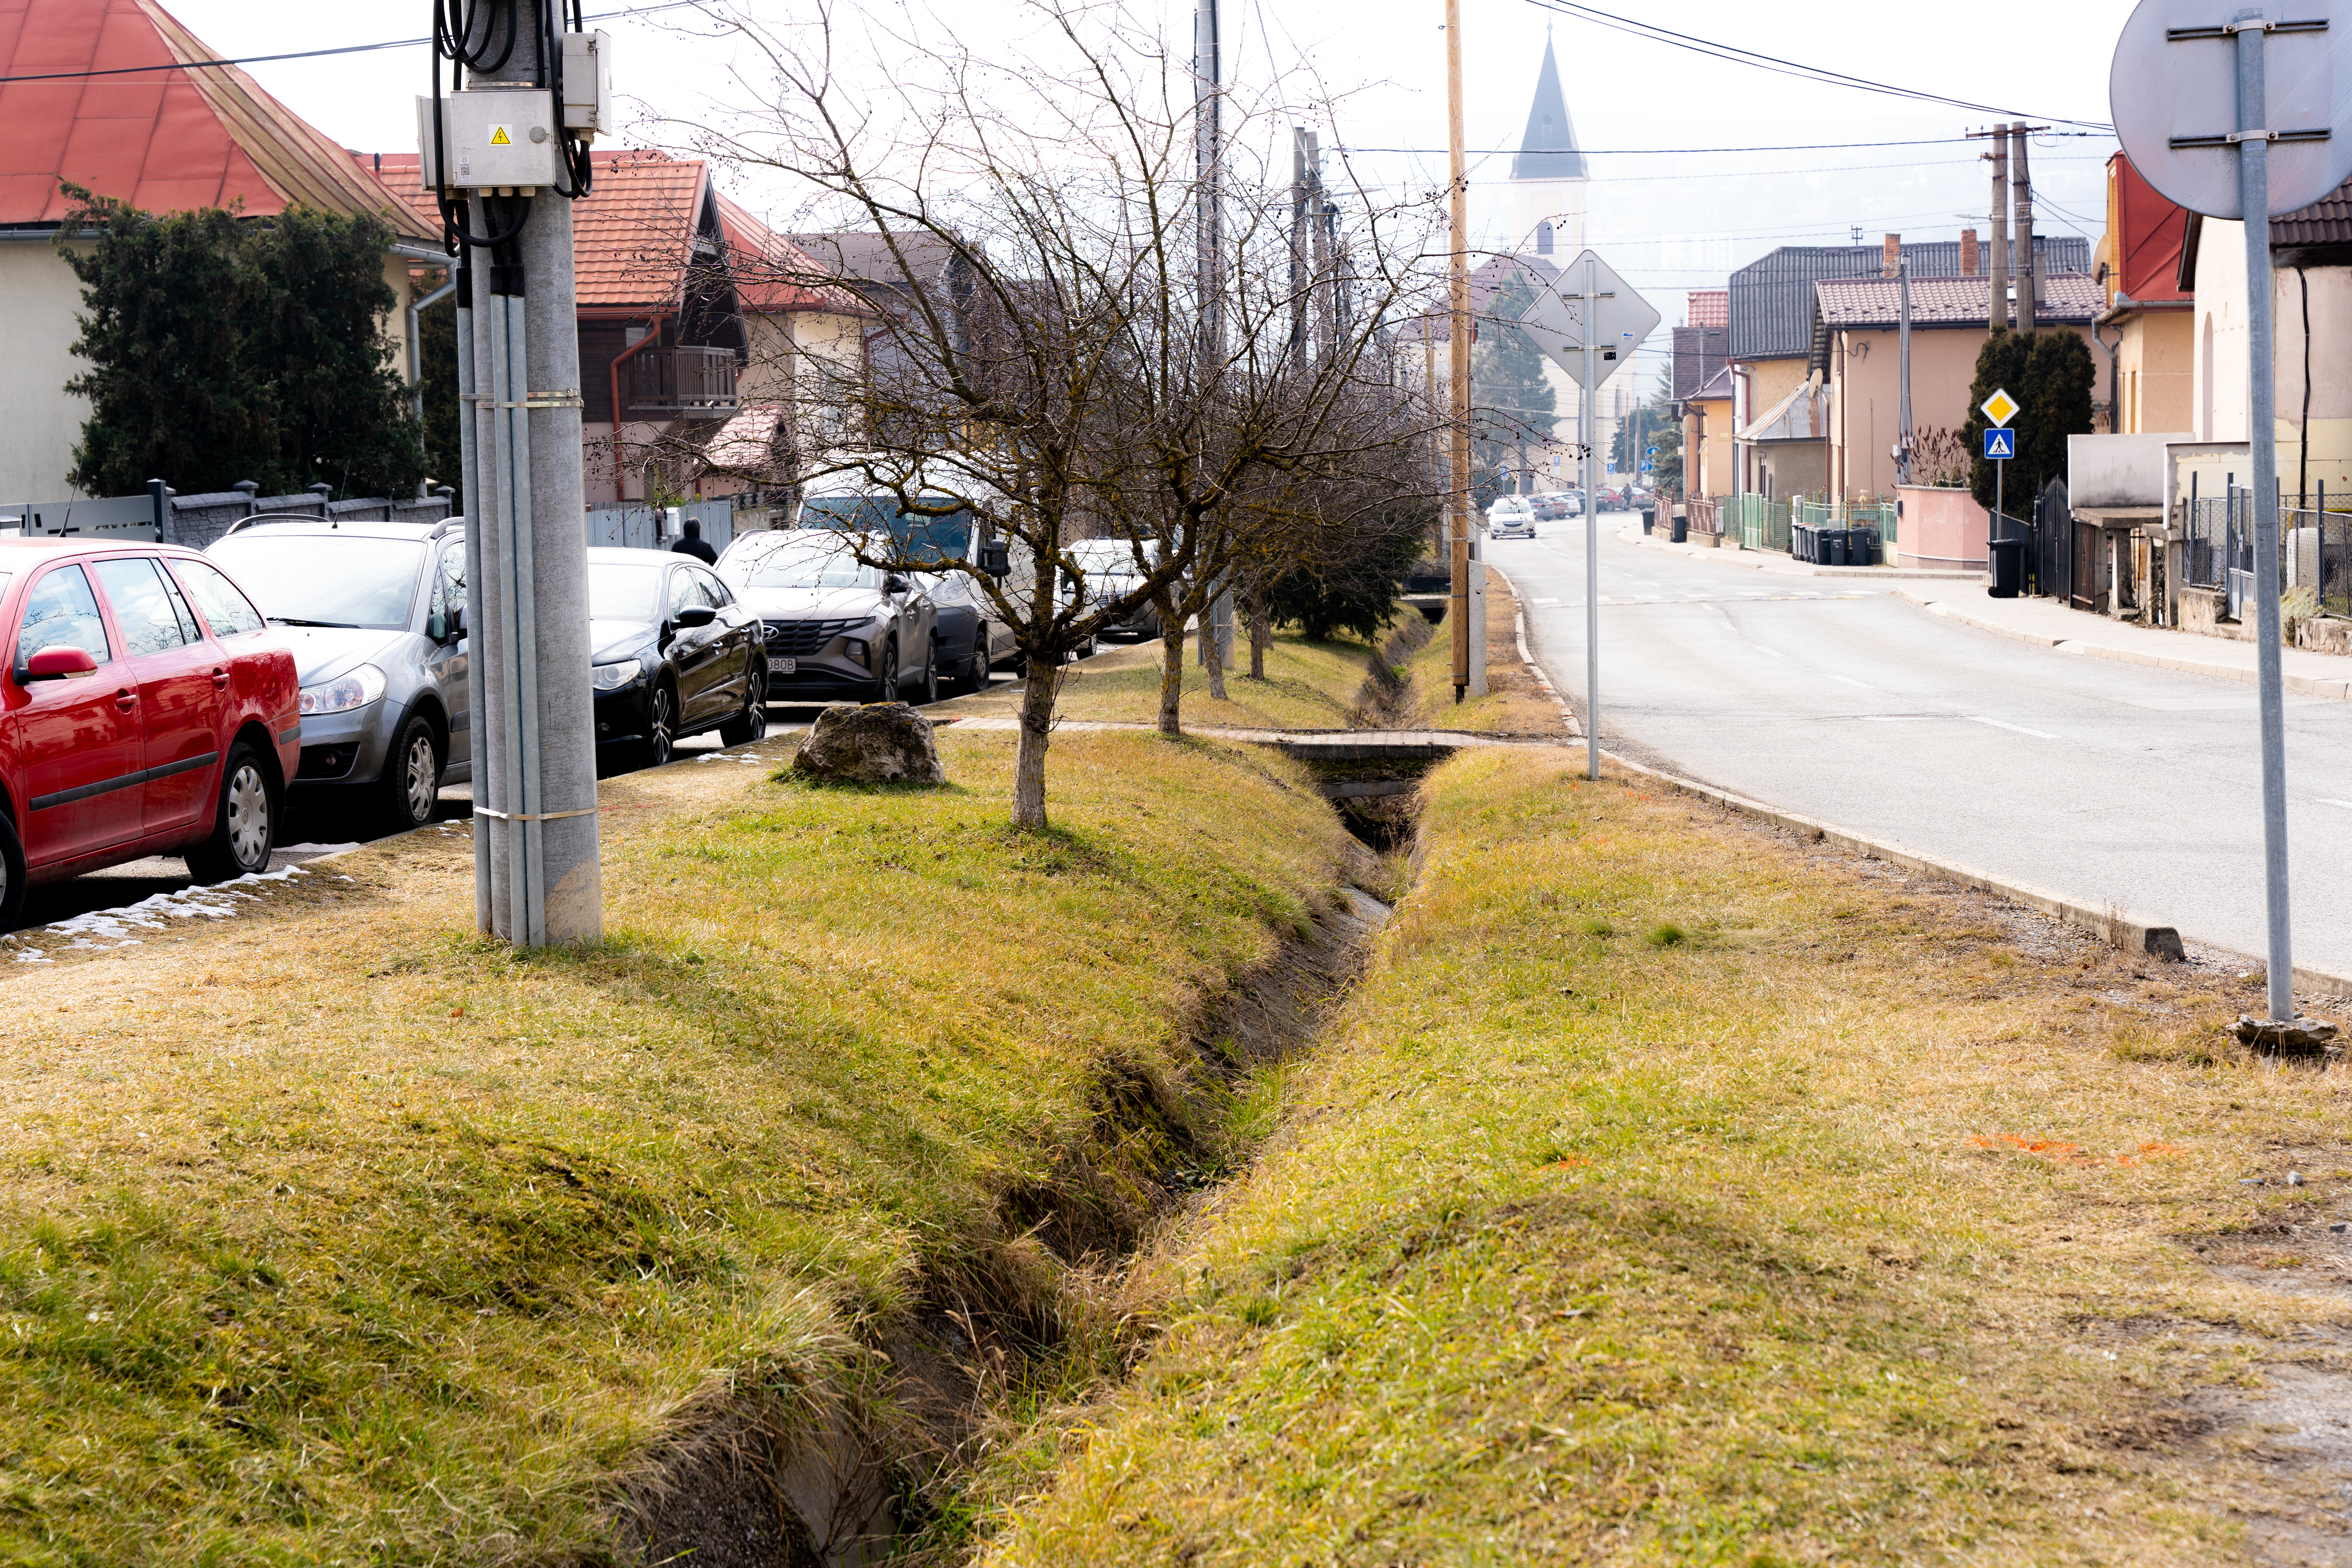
791 702 946 785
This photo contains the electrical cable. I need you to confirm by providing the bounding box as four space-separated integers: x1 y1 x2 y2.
1518 0 2115 132
1349 134 2108 157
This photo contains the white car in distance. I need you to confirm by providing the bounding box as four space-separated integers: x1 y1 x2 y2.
1486 495 1537 540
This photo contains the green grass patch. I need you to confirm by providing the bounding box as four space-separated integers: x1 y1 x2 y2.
930 626 1383 731
969 748 2352 1564
0 728 1355 1563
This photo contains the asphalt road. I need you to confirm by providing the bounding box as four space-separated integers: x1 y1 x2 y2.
1496 512 2352 978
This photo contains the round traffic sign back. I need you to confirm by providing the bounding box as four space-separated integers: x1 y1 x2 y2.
2111 0 2352 219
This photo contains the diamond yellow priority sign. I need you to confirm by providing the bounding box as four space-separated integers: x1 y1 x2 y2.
1980 388 2018 427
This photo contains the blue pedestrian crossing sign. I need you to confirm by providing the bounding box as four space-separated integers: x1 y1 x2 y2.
1983 427 2016 460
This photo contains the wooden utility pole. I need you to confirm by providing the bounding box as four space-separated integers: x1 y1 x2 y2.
1982 124 2011 330
1446 0 1471 701
2011 122 2038 330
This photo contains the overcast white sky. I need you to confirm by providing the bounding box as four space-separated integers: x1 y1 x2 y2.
168 0 2138 335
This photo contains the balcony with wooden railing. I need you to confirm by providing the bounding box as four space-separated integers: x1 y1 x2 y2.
622 345 740 419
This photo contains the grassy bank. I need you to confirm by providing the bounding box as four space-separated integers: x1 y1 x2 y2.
0 719 1363 1563
1402 569 1571 735
931 626 1386 731
975 746 2352 1564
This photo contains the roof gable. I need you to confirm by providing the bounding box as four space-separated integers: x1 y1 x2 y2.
712 194 865 314
0 0 432 238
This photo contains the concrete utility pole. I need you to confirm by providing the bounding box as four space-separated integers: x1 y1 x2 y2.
2011 123 2038 330
438 0 601 944
1580 253 1599 779
1445 0 1475 701
1290 126 1309 366
1308 132 1334 363
1897 254 1914 485
1195 0 1232 678
1985 124 2011 330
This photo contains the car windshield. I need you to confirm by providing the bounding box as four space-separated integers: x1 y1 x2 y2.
801 495 973 564
587 560 667 620
1069 540 1151 573
208 534 425 630
732 536 877 590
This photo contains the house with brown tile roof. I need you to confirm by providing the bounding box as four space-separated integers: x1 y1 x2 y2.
0 0 440 499
1806 271 2104 501
372 149 872 503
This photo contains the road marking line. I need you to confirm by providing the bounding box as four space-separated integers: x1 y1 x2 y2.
1830 675 1877 690
2319 799 2352 811
1969 715 2057 739
1533 597 1563 605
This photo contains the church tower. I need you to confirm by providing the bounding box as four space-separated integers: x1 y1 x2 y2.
1511 34 1587 258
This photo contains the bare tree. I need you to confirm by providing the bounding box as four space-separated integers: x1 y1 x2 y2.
674 0 1440 827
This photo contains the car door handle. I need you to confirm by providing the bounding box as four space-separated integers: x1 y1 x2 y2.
115 688 138 712
211 667 230 689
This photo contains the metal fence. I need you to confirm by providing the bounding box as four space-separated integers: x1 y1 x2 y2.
2285 506 2352 618
1723 492 1791 553
1685 496 1722 538
584 497 738 553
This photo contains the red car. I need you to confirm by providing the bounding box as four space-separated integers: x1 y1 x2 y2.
0 540 299 929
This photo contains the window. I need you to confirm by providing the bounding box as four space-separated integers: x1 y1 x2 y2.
205 535 423 629
430 541 467 624
668 566 701 620
587 561 664 621
692 568 731 608
16 564 111 668
171 559 267 639
91 557 197 658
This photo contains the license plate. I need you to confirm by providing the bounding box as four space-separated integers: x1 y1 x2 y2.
773 657 797 675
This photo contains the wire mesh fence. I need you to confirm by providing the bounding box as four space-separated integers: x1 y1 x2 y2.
1723 493 1790 553
2285 506 2352 618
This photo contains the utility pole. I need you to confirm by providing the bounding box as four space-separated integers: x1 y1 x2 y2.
1289 126 1308 367
2012 122 2038 330
1308 131 1334 364
1980 124 2011 330
1196 0 1233 682
1896 255 1913 486
1445 0 1474 702
1581 252 1599 779
430 0 604 944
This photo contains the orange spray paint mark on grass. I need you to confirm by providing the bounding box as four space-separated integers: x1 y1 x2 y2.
1969 1134 2188 1169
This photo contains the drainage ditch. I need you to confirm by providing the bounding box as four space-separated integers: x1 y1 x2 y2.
615 800 1413 1565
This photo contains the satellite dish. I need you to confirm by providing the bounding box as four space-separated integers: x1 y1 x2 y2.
2109 0 2352 218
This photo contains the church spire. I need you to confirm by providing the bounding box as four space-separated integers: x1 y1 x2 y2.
1511 35 1586 183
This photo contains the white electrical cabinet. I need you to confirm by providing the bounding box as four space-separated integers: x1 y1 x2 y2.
415 87 561 191
561 31 611 137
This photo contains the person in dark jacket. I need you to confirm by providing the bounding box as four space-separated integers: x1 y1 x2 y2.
671 517 718 564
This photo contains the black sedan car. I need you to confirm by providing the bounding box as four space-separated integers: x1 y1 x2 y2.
585 549 768 768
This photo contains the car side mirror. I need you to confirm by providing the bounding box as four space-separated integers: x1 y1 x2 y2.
24 645 98 681
428 606 465 644
883 573 910 595
674 604 718 629
979 543 1010 578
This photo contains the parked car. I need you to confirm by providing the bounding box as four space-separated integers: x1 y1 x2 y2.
713 531 936 706
0 539 299 927
207 516 470 833
1066 538 1164 641
1486 495 1537 539
586 549 768 766
1528 494 1565 521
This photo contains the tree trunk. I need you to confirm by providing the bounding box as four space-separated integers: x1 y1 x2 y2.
1247 591 1270 679
1204 598 1229 701
1012 655 1057 829
1157 597 1187 735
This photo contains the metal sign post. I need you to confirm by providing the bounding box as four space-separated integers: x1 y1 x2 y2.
1518 251 1660 779
2111 0 2352 1031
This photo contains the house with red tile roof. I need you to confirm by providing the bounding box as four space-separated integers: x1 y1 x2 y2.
0 0 440 500
372 149 869 504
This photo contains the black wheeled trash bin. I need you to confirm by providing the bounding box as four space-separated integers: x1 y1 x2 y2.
1641 505 1655 535
1669 507 1688 544
1988 536 2025 598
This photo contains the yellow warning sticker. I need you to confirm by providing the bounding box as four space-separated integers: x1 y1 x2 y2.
489 125 512 146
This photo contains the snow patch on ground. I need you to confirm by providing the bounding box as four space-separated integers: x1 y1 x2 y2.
15 865 312 955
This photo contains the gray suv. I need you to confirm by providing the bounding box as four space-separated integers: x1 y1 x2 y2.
207 517 469 832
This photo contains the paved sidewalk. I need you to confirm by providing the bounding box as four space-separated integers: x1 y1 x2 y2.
1615 525 1980 581
1893 585 2352 701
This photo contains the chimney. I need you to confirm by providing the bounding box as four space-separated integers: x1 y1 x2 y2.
1960 227 1980 276
1882 234 1900 279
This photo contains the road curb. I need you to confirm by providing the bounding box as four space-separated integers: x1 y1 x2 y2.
1895 587 2352 701
1498 572 2352 998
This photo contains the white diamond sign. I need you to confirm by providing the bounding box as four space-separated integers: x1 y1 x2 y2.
1515 250 1661 391
1981 388 2019 427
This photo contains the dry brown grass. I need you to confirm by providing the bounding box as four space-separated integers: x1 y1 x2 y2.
1401 569 1574 735
928 625 1388 731
0 723 1359 1563
970 747 2352 1566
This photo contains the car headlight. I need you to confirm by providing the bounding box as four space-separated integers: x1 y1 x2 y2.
591 658 643 690
298 663 386 716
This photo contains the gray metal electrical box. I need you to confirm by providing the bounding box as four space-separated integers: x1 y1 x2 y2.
415 87 562 191
561 31 611 137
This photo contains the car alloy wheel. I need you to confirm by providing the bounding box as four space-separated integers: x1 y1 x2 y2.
645 684 675 769
383 714 442 832
872 639 900 703
964 639 991 695
917 639 939 705
720 662 768 745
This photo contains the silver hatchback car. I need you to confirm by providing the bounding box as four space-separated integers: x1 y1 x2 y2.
206 517 470 833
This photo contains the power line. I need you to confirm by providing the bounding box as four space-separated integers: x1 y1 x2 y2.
0 0 713 87
1351 135 2114 158
1521 0 2116 132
